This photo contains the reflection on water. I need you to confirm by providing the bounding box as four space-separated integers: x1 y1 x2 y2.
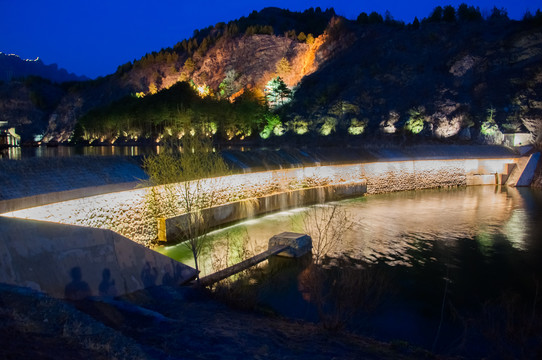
0 145 160 159
161 186 538 273
159 186 542 356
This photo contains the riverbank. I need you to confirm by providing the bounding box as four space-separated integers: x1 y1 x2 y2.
0 282 441 360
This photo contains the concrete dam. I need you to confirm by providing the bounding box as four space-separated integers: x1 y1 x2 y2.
0 145 539 299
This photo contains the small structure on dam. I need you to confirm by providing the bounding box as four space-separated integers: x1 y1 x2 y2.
199 232 312 287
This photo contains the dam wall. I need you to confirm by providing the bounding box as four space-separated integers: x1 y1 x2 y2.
2 156 522 246
0 216 197 299
163 182 368 242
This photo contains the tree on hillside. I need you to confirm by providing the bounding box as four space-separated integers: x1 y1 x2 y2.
218 69 240 99
368 12 384 24
275 57 292 78
489 7 509 21
428 6 443 22
457 3 483 22
357 12 369 24
265 76 292 108
442 5 456 22
412 17 420 29
183 58 195 74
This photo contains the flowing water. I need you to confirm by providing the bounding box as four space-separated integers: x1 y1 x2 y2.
158 186 542 357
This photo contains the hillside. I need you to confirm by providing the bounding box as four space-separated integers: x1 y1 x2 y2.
284 17 542 145
0 53 89 83
1 6 541 147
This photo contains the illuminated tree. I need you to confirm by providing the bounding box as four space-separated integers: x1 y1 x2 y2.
148 82 158 95
348 119 368 135
259 113 283 139
218 69 239 98
184 58 195 74
405 107 426 134
265 76 292 107
275 57 292 77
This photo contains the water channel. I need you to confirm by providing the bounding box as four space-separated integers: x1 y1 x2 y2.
158 185 542 357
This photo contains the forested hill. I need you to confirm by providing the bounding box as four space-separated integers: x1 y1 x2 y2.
1 5 542 147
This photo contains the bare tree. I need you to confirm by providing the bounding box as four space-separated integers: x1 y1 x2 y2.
143 137 229 282
302 204 352 264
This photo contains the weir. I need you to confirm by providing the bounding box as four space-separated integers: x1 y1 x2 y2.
160 181 367 242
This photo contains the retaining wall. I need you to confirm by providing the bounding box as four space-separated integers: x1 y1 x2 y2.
0 217 197 299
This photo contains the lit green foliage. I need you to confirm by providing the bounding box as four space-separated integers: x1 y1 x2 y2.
259 113 283 139
265 77 292 108
292 119 309 135
481 107 499 135
244 25 274 35
320 117 337 136
75 81 267 144
405 107 426 134
348 119 368 135
218 69 239 98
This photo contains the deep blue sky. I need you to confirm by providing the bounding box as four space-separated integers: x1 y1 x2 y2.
0 0 536 79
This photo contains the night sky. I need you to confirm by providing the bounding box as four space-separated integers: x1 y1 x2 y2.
0 0 536 79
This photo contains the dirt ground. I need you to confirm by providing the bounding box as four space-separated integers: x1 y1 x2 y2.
0 283 445 360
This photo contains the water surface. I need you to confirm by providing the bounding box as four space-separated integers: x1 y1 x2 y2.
159 186 542 357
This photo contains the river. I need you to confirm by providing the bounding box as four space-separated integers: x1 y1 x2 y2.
158 185 542 357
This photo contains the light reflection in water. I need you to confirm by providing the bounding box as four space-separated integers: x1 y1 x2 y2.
159 185 535 275
0 145 159 159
